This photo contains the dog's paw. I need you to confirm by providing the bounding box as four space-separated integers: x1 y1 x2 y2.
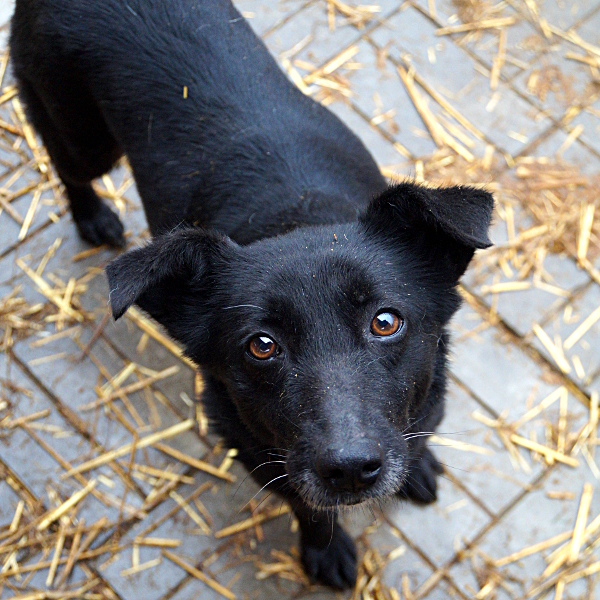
301 525 357 589
398 447 443 505
76 202 125 248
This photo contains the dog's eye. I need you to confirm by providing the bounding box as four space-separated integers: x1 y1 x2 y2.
371 311 402 337
249 335 278 359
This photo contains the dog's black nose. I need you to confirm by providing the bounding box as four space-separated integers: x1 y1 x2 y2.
316 439 383 493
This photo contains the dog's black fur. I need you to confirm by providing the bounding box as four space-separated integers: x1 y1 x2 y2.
11 0 493 589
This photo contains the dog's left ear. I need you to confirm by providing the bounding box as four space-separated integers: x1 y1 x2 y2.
361 182 494 283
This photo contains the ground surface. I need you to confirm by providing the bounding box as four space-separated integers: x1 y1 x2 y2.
0 0 599 599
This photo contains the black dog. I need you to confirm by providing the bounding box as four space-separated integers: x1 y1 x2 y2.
11 0 493 589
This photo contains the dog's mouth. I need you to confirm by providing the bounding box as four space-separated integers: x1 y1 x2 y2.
290 476 399 511
287 457 404 511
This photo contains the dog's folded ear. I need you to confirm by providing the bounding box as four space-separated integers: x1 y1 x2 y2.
361 182 494 283
105 228 235 358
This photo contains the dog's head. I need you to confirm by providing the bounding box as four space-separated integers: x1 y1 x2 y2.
106 182 493 509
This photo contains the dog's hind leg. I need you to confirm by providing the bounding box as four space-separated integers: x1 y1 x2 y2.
16 77 125 247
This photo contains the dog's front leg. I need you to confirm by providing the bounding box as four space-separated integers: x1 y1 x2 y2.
290 499 357 589
397 439 443 504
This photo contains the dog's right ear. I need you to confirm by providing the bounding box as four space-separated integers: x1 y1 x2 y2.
105 228 235 358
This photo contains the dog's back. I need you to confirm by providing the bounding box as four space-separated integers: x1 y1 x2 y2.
11 0 386 242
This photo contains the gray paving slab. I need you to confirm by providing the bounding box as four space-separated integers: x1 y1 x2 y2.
235 0 312 37
568 95 600 159
0 0 12 27
13 330 137 449
0 479 22 528
325 99 414 172
12 325 208 486
453 464 600 600
454 8 546 83
362 521 436 595
0 353 144 523
94 460 305 600
461 201 537 290
264 1 367 65
369 5 552 156
521 0 599 32
449 306 559 420
1 560 90 600
469 252 590 338
569 1 600 42
528 126 600 175
0 184 59 259
531 282 600 388
385 474 491 567
509 37 600 121
342 38 439 158
437 380 544 515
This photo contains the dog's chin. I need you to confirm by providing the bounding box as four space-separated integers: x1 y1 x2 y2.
291 476 402 511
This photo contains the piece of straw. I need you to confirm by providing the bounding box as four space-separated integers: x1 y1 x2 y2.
37 480 97 531
162 550 236 600
435 17 516 36
215 505 291 539
61 419 193 478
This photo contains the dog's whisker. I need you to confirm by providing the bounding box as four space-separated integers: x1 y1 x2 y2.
232 460 287 500
252 490 277 513
399 413 431 436
222 304 265 311
239 474 288 514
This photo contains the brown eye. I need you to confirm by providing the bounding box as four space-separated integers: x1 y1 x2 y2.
249 335 277 359
371 311 401 337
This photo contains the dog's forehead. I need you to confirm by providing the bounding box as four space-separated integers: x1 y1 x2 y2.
225 225 415 339
242 224 383 296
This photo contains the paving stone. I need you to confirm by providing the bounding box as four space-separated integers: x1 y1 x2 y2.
264 1 366 65
524 0 597 32
93 460 303 600
528 127 600 176
461 202 537 290
0 184 59 259
234 0 312 37
0 479 22 527
531 283 600 389
458 465 600 599
469 252 590 337
409 0 538 86
369 5 551 156
165 563 303 600
449 308 558 420
1 561 90 600
0 353 142 523
385 473 491 566
11 326 208 486
99 313 206 434
13 331 135 448
437 381 544 515
570 2 600 45
363 519 447 596
342 38 438 158
460 10 546 83
568 95 600 159
509 36 599 121
0 0 12 26
592 372 600 396
325 99 414 172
